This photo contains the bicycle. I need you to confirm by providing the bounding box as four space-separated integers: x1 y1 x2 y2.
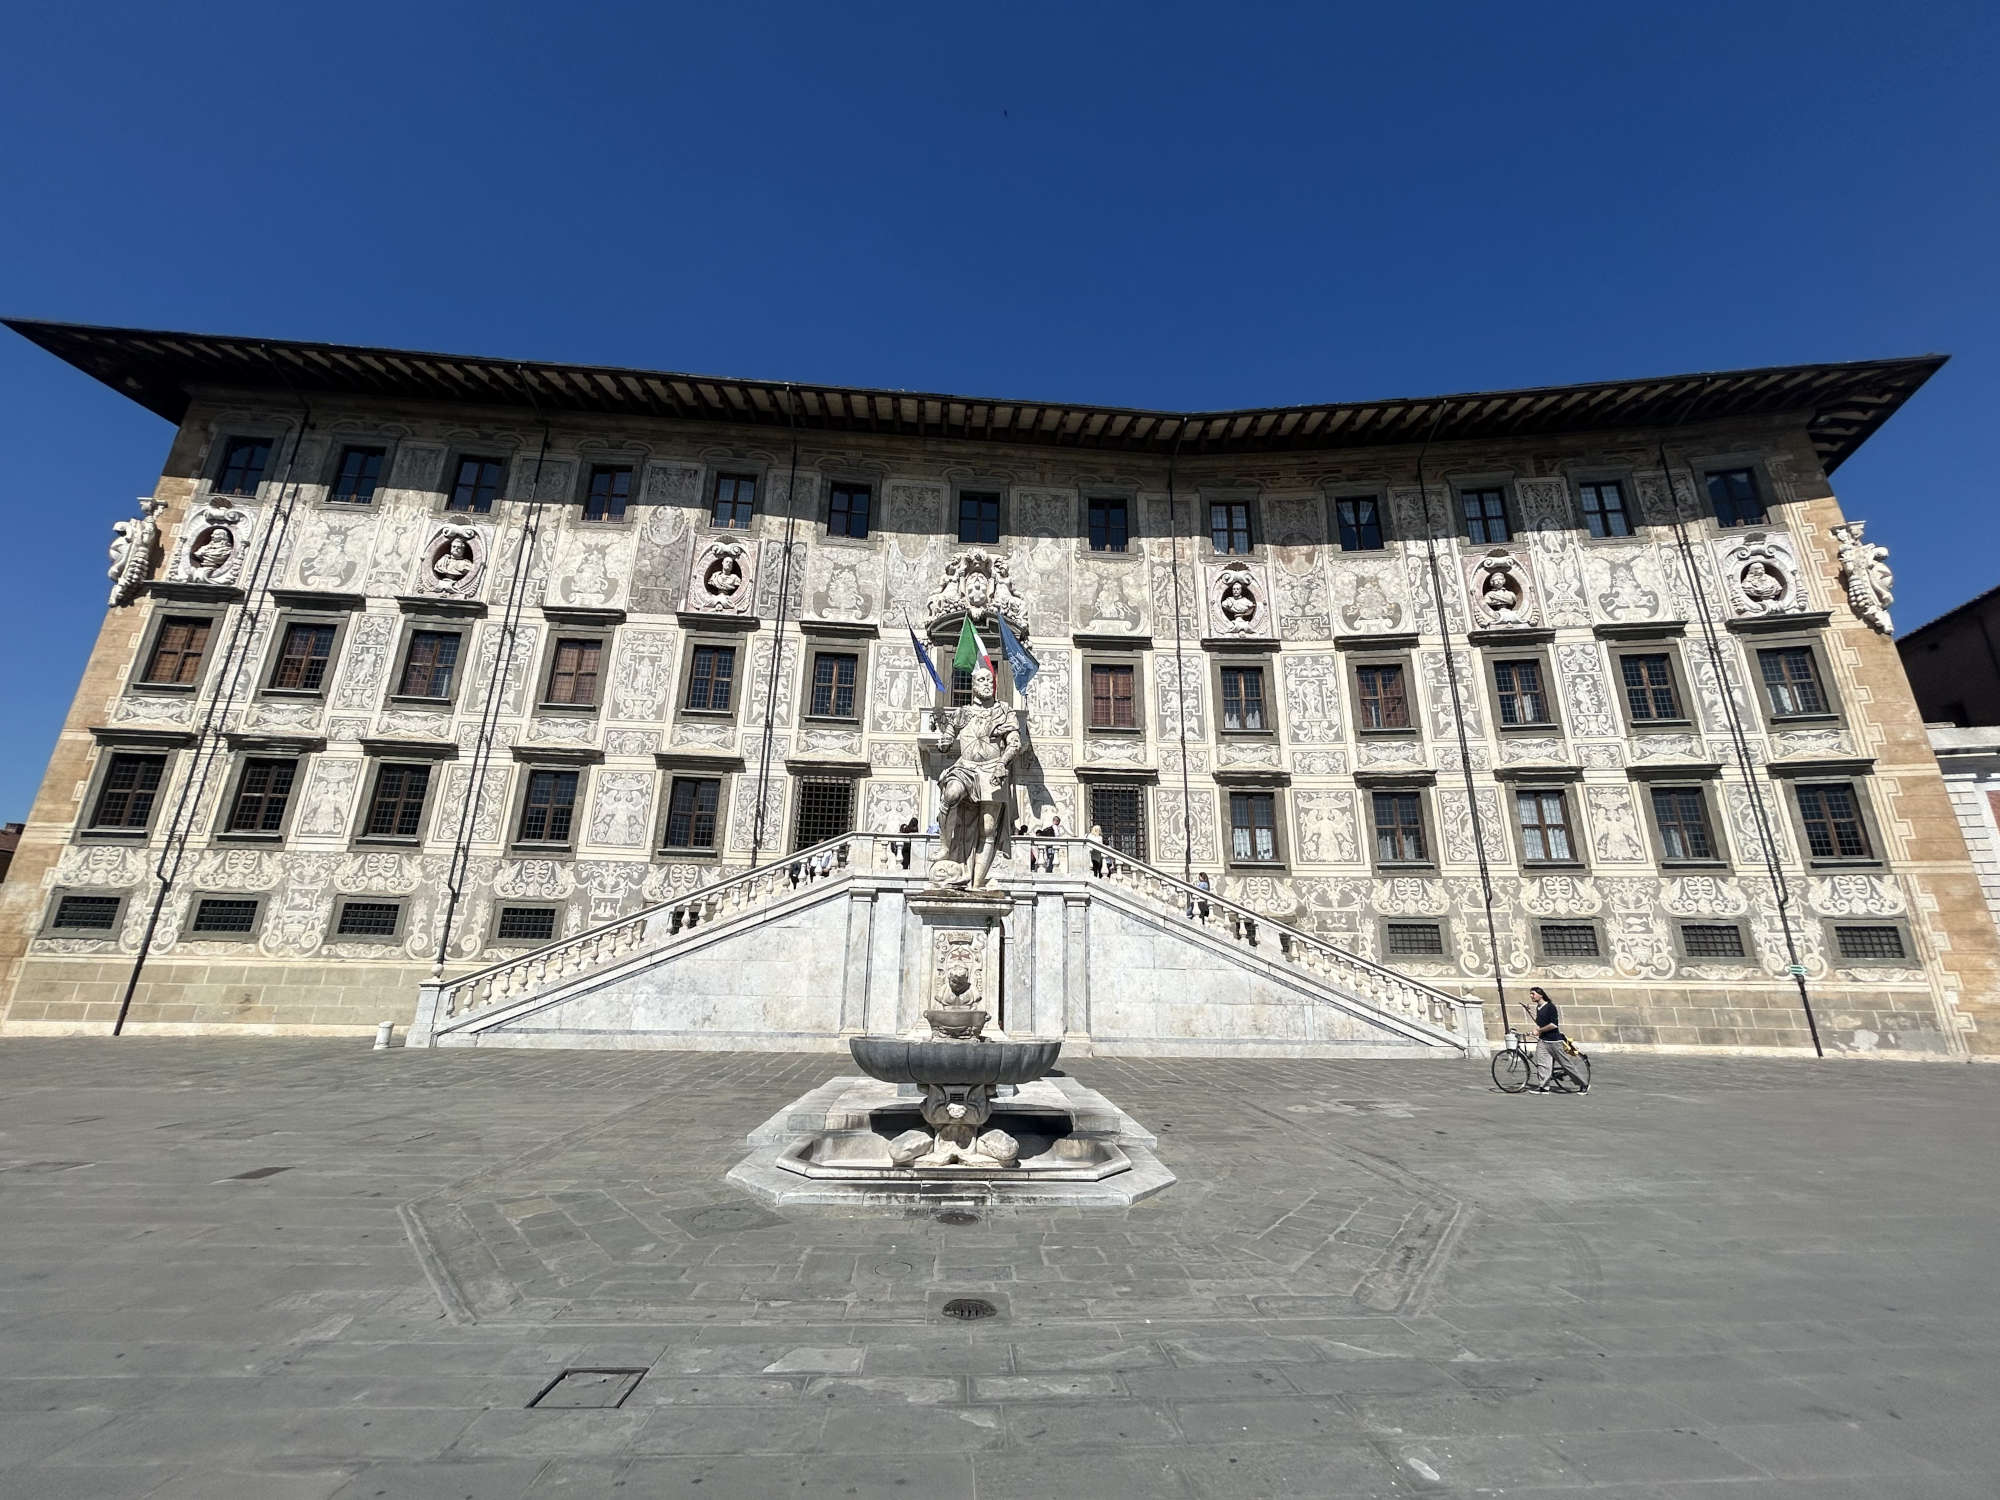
1491 1030 1591 1094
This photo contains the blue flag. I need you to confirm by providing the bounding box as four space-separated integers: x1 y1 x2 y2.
997 615 1039 693
908 625 946 694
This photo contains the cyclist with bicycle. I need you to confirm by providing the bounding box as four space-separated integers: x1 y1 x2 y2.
1527 985 1582 1093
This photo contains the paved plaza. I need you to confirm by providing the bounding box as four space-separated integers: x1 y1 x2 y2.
0 1041 1996 1497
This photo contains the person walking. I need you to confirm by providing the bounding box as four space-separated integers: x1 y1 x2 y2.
1195 871 1212 920
1527 985 1580 1093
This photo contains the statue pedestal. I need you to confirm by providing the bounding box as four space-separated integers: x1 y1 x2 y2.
906 889 1014 1035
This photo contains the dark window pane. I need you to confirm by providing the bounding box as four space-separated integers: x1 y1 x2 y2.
1682 923 1746 958
1220 667 1266 731
545 638 603 706
1088 497 1129 552
792 777 855 850
1706 468 1766 527
663 777 721 850
950 666 974 707
191 897 259 935
1620 653 1681 721
1493 659 1549 726
1462 488 1510 544
142 616 213 686
398 631 461 698
517 770 579 845
1373 791 1427 863
1336 497 1383 551
226 758 298 834
270 622 336 692
582 465 632 522
52 894 121 931
1229 791 1277 862
216 437 271 496
957 491 1001 544
330 446 385 504
1578 481 1632 538
1797 781 1871 859
1758 647 1827 716
810 652 858 718
1539 923 1599 957
1356 665 1410 730
1090 785 1146 859
686 645 736 713
1834 924 1904 960
1516 788 1574 862
711 474 756 528
829 483 871 539
1209 502 1251 555
365 763 431 839
91 753 165 830
1089 664 1136 729
447 457 505 513
1385 922 1443 956
496 906 557 942
336 900 401 937
1651 786 1714 861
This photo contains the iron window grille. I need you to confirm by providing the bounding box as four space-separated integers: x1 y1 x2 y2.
1796 781 1871 859
191 897 259 935
364 764 431 839
949 666 978 707
1578 480 1632 538
791 777 855 850
517 770 580 845
1090 785 1147 859
1220 667 1267 731
226 758 298 834
1385 921 1444 956
215 436 271 496
1706 468 1767 528
1229 791 1278 862
141 616 213 686
581 464 633 521
397 630 462 699
496 906 557 943
1651 786 1715 861
1620 653 1682 721
685 645 736 713
545 639 603 707
958 491 1001 544
1493 659 1551 727
52 894 120 931
829 483 871 539
335 900 402 937
1516 789 1575 863
662 777 721 851
1538 923 1599 958
330 445 385 504
1681 923 1746 958
1372 791 1428 864
1336 497 1384 551
1758 647 1828 717
1834 924 1904 961
269 623 336 693
446 456 505 513
1462 488 1509 544
710 473 756 528
1356 665 1411 730
90 753 165 830
809 653 858 719
1087 497 1129 552
1089 664 1136 729
1209 501 1251 555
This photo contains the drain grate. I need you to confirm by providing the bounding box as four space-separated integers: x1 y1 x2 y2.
935 1210 980 1227
940 1297 999 1321
528 1368 645 1409
220 1166 293 1181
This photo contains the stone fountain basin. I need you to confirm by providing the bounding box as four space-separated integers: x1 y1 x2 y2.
775 1104 1131 1182
847 1035 1060 1088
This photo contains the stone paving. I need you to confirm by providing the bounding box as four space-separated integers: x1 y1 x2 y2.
0 1041 1997 1497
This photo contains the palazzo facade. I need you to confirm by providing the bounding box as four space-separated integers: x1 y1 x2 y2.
2 319 1995 1058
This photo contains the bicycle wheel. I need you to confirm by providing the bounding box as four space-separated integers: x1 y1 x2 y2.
1553 1053 1591 1093
1491 1049 1531 1093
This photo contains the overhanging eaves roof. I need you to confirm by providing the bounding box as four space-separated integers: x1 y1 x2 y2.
2 317 1947 473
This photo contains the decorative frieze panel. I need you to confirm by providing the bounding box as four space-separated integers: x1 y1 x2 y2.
1024 647 1072 740
743 638 802 729
1151 787 1217 866
808 551 879 623
863 779 920 834
1554 642 1617 739
587 771 653 849
1333 561 1406 633
110 694 196 727
1282 652 1341 744
1074 562 1147 635
629 493 694 616
295 759 361 839
1292 749 1348 775
1584 545 1668 622
1293 788 1359 864
1585 786 1648 863
1514 477 1590 627
754 538 807 618
608 631 676 721
1155 653 1205 737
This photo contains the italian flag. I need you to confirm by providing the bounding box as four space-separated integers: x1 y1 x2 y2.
952 617 993 678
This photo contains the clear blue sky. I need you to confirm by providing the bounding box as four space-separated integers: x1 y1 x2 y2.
2 1 1994 819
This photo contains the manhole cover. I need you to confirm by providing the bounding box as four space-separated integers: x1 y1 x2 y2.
935 1210 980 1226
940 1297 999 1321
528 1368 644 1409
673 1202 783 1237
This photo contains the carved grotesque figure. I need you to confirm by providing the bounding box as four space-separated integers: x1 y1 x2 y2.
927 662 1022 890
107 495 166 606
1832 520 1894 634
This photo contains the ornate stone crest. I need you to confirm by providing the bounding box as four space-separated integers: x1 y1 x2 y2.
1831 520 1893 634
1464 548 1539 629
686 536 755 616
415 522 488 599
1205 559 1269 638
107 495 166 605
924 548 1030 639
171 501 252 586
1716 530 1803 618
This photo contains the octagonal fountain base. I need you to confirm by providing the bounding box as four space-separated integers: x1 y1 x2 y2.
728 1074 1175 1209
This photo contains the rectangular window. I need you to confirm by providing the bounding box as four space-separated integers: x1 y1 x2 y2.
364 764 431 839
1682 923 1747 958
1538 923 1600 958
1462 487 1510 544
958 491 1001 544
496 906 557 943
1578 480 1632 538
397 630 462 699
1516 788 1575 863
1651 786 1715 862
1220 666 1267 731
52 894 121 932
226 758 298 834
1089 664 1137 729
215 436 271 496
685 645 736 713
330 445 386 504
809 652 859 719
142 616 213 686
446 456 506 514
828 483 871 539
792 777 855 850
545 638 604 707
662 777 721 851
335 900 402 937
1385 922 1444 956
1372 791 1428 864
1229 791 1278 863
1620 654 1682 722
1336 497 1384 551
582 464 632 522
90 753 165 830
1090 785 1147 860
1707 467 1767 527
711 473 756 528
1356 664 1411 731
191 897 259 935
1758 647 1828 717
517 769 579 845
1493 659 1550 727
1796 781 1872 860
950 666 975 707
1834 924 1905 961
269 622 336 693
1210 501 1252 555
1088 497 1129 552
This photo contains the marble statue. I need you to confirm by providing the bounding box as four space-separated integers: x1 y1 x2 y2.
1467 549 1538 628
927 662 1022 890
107 495 165 606
688 537 754 615
417 523 487 598
1718 532 1800 618
1209 561 1264 636
1832 520 1893 634
924 549 1030 639
173 502 251 586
